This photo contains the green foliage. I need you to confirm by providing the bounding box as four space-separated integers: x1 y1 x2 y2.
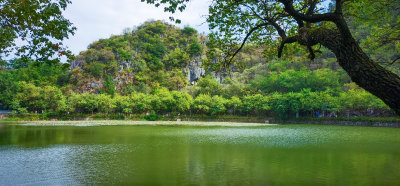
12 62 70 87
69 93 98 113
182 27 197 35
9 58 34 69
188 43 202 57
131 93 152 113
344 0 400 68
166 69 188 90
12 82 66 112
114 95 133 114
226 96 242 115
144 110 159 121
242 94 270 115
102 75 116 97
152 88 175 113
193 94 228 115
193 94 212 114
0 0 76 62
338 83 389 111
252 68 341 93
87 62 105 78
171 91 193 113
163 48 189 68
96 94 116 113
197 75 222 96
0 70 19 107
210 95 228 115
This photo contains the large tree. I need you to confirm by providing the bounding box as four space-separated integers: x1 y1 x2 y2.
0 0 76 63
142 0 400 115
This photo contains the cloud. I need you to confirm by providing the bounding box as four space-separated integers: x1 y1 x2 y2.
63 0 210 55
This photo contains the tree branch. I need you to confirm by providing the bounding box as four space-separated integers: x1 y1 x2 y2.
306 0 318 16
307 45 323 60
391 56 400 65
226 23 270 63
279 0 337 23
335 0 342 14
278 36 298 58
268 19 287 38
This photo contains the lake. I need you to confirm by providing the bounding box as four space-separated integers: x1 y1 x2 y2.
0 122 399 185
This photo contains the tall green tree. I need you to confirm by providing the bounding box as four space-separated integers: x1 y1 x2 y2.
103 75 116 97
142 0 400 115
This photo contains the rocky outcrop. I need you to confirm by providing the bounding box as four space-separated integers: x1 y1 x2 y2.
70 54 212 92
185 56 205 84
70 57 84 70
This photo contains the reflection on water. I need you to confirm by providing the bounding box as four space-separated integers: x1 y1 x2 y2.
0 124 399 185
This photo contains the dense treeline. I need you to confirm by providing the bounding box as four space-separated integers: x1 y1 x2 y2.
1 78 389 118
0 21 394 119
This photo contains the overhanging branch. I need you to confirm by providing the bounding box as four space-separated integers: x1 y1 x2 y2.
226 23 270 63
306 0 318 16
336 0 350 14
278 35 298 58
391 56 400 65
279 0 337 23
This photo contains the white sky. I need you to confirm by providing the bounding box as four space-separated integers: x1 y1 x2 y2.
63 0 211 55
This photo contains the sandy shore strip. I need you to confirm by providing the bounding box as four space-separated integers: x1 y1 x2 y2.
9 120 276 127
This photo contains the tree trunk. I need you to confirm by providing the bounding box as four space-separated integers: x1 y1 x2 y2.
301 28 400 115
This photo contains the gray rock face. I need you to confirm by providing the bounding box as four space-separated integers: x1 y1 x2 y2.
213 71 228 84
119 61 131 72
71 54 214 89
186 56 205 84
90 81 100 89
70 58 84 70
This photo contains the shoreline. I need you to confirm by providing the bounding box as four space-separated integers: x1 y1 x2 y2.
5 120 275 127
1 119 399 128
1 114 399 127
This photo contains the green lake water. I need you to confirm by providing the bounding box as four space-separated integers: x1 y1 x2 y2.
0 122 399 185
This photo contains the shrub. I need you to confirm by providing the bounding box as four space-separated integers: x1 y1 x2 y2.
144 110 159 121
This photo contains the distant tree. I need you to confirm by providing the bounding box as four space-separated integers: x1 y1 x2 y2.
182 27 197 35
69 93 99 113
103 75 116 97
252 69 341 93
131 93 152 113
0 70 19 108
163 48 189 68
197 75 222 96
152 88 175 113
114 95 133 114
87 62 105 78
226 96 242 115
96 94 116 113
188 43 202 57
242 94 270 115
13 82 65 112
171 91 193 113
167 69 188 90
193 94 212 114
210 95 227 115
